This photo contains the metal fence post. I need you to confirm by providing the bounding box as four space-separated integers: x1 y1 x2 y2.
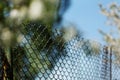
110 46 112 80
102 46 108 80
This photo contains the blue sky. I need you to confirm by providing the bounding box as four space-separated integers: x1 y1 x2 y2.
63 0 120 43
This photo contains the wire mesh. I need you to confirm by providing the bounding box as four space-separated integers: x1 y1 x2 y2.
0 22 119 80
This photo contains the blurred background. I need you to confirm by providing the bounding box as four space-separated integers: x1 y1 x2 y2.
1 0 120 80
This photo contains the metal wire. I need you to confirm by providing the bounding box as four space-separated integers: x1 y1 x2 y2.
0 22 119 80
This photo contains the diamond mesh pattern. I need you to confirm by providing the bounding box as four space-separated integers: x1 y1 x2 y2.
0 23 119 80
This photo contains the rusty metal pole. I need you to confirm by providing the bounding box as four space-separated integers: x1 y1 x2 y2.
110 46 112 80
105 46 108 80
102 46 108 80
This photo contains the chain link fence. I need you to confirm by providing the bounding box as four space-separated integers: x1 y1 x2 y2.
0 22 119 80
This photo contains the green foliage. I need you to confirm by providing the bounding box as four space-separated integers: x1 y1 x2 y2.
0 0 63 79
11 22 67 79
0 0 72 79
